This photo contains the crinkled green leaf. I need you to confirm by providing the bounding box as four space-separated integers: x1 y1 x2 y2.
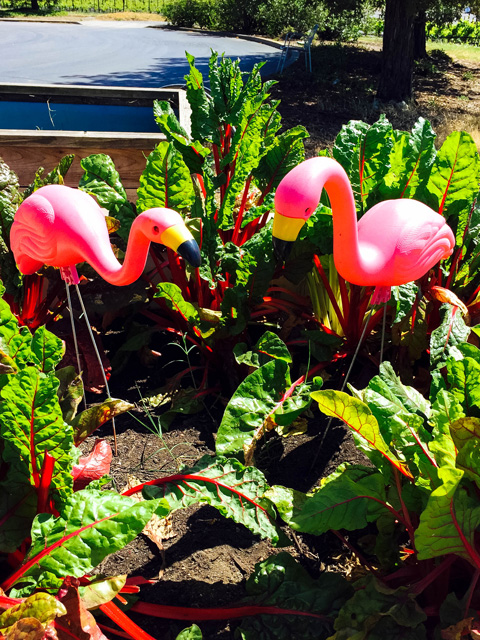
391 283 418 324
237 552 352 640
0 160 22 295
27 154 75 199
333 575 427 640
445 355 480 415
233 331 292 369
30 326 64 374
137 141 195 213
79 154 136 240
380 117 436 201
430 304 470 370
0 366 73 499
216 359 289 459
424 130 480 240
0 475 36 553
253 126 308 192
415 466 480 564
333 115 393 214
176 625 203 640
269 465 390 534
10 490 169 595
185 52 216 143
217 105 273 230
143 454 283 544
429 389 460 468
80 154 128 205
153 100 210 175
154 282 214 338
311 390 411 477
0 592 66 633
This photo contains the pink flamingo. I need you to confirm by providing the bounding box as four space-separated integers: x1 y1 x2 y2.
10 184 201 454
272 156 455 304
11 184 201 285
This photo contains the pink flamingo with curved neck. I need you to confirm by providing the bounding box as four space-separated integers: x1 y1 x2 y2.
272 156 455 304
10 184 201 285
10 184 201 455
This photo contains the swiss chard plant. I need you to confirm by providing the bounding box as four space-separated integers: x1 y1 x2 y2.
80 52 309 398
266 309 480 637
0 285 348 638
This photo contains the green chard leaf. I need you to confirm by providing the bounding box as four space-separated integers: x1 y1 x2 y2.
30 325 65 374
185 52 216 143
0 592 66 634
253 126 308 193
236 552 352 640
380 117 436 201
430 304 470 370
424 130 480 241
0 367 73 500
0 159 22 295
176 625 203 640
137 141 195 213
269 465 392 534
153 99 210 174
311 390 412 478
333 115 393 214
142 454 283 544
415 466 480 565
216 358 290 460
8 490 169 595
333 574 427 640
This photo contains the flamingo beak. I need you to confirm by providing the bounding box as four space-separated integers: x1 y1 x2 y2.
160 223 202 268
272 211 306 262
177 238 202 268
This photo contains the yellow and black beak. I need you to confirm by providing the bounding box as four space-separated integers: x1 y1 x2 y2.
161 223 201 268
272 212 306 263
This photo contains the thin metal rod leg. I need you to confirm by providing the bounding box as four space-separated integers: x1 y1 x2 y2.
65 282 87 411
310 304 375 472
379 302 387 366
75 284 118 456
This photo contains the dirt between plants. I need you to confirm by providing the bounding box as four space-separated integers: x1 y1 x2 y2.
74 42 480 638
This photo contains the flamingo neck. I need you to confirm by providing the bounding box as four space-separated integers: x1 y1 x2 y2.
307 158 363 278
87 219 151 286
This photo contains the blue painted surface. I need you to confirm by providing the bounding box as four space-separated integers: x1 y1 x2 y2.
0 100 159 132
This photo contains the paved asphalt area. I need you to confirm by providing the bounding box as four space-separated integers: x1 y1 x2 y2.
0 20 288 87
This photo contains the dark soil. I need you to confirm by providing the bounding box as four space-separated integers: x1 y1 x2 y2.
76 41 480 638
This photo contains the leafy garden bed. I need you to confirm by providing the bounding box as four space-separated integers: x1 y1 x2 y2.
1 51 480 640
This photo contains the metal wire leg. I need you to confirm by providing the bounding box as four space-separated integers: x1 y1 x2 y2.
379 302 387 366
65 282 87 411
310 305 375 472
75 283 118 456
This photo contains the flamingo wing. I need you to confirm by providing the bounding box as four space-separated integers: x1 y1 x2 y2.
393 216 455 283
10 193 58 274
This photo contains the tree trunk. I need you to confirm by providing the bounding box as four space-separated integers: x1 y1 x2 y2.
414 9 427 59
377 0 417 102
31 0 39 9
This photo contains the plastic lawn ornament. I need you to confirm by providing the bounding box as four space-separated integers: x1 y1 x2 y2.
272 156 455 305
10 184 201 453
272 156 455 455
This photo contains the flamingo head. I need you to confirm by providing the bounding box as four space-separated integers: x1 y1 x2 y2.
137 208 201 268
272 161 321 262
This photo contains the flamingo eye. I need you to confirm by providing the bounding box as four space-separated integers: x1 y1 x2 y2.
152 225 160 235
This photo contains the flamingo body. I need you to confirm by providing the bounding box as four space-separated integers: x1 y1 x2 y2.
11 184 200 285
273 157 455 297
